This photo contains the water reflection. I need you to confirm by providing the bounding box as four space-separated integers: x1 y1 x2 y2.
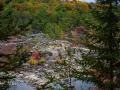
4 78 96 90
8 82 35 90
50 78 96 90
7 78 35 90
0 78 35 90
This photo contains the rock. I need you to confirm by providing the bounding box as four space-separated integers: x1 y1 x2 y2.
24 74 39 81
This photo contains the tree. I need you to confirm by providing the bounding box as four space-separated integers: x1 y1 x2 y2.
0 0 34 40
32 3 48 33
73 0 120 90
45 23 63 39
0 0 32 90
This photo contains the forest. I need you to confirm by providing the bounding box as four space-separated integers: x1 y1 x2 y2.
0 0 120 90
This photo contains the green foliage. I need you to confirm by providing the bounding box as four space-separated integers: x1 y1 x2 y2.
0 0 32 80
32 3 48 32
13 0 26 3
45 23 63 39
73 0 120 89
30 1 88 39
0 1 34 40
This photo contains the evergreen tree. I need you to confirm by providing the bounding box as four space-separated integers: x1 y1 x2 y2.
0 0 30 75
73 0 120 89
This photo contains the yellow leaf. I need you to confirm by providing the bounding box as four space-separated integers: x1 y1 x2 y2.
39 57 45 63
28 56 38 64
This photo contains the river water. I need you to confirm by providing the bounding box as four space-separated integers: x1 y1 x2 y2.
7 78 96 90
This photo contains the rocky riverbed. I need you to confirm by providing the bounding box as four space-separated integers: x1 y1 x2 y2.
0 33 91 90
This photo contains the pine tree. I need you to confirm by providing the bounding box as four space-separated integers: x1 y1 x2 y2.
73 0 120 89
0 0 30 77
